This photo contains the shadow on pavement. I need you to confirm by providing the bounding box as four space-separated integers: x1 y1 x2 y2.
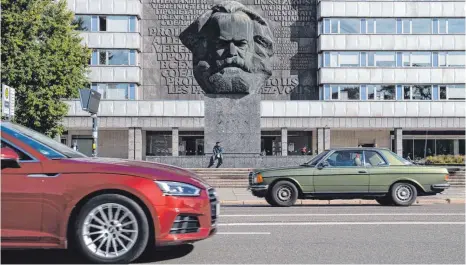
221 204 424 207
1 244 194 264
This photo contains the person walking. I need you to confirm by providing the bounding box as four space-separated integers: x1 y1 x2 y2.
208 142 223 168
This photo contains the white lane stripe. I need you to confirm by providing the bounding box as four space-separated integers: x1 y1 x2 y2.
217 232 271 235
220 213 465 217
219 222 465 226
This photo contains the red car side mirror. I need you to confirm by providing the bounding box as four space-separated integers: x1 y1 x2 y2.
1 147 21 169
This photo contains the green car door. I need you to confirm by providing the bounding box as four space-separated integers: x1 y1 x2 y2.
364 149 411 192
313 149 370 193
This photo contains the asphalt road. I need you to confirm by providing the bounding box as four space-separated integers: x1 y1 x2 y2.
2 204 465 264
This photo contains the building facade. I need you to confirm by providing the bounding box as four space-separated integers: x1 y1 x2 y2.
62 0 465 166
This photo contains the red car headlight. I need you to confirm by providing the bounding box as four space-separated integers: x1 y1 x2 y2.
155 181 201 197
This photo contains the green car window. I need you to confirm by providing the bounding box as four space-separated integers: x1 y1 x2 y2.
364 151 387 166
379 149 412 165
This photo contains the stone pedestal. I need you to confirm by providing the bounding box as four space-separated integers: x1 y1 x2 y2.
204 94 261 156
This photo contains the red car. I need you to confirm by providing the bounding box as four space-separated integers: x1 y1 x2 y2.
1 121 219 263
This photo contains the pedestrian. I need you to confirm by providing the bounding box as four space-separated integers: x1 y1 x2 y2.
208 142 223 168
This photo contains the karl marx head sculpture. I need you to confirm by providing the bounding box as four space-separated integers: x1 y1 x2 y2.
179 1 274 94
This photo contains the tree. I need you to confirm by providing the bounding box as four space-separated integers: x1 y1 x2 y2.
1 0 90 137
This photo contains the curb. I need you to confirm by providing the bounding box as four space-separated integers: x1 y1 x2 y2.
219 198 466 205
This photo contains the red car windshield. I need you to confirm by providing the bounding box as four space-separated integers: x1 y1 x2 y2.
1 122 87 159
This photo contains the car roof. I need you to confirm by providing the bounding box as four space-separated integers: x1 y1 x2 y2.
324 147 391 151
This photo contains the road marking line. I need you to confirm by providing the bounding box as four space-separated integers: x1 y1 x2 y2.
220 213 465 217
219 222 465 226
217 232 271 235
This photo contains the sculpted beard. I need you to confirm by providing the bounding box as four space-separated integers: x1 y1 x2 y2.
193 51 271 94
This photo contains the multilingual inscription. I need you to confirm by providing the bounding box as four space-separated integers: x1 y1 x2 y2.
143 0 317 99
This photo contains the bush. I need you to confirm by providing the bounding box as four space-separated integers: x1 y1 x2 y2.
425 155 465 164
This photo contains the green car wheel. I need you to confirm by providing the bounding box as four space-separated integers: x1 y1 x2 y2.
390 182 417 206
269 180 298 207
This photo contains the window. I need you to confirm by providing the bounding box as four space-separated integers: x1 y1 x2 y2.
366 85 395 100
74 15 137 32
412 85 432 100
373 52 396 67
179 131 204 156
323 52 359 67
91 50 137 66
374 19 396 34
325 150 363 167
402 85 432 100
459 140 465 155
414 139 435 159
146 131 172 156
73 15 92 31
368 85 376 100
364 151 386 166
440 85 447 100
447 85 466 100
438 52 447 67
331 19 339 33
448 18 465 34
322 18 465 35
287 131 312 156
410 52 432 67
328 85 360 100
91 83 137 100
339 52 359 67
340 19 360 34
447 52 465 67
436 140 454 155
438 19 447 34
1 123 86 159
325 19 360 34
412 19 432 34
331 85 339 100
402 19 410 34
404 85 411 100
99 16 107 31
1 140 33 161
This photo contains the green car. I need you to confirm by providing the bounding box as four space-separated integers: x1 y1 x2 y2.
248 148 450 207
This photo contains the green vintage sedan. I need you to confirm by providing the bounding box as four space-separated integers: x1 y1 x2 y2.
248 148 450 207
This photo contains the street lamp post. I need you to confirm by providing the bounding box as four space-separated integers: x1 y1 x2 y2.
79 89 101 157
91 113 98 157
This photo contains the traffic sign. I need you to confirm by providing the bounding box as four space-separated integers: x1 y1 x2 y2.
2 84 16 119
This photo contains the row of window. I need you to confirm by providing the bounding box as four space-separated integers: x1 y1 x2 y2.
320 18 465 35
90 83 137 100
320 51 465 68
73 15 137 32
90 49 137 66
401 138 465 160
320 84 465 101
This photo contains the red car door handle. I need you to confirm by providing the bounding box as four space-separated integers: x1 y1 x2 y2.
27 173 60 178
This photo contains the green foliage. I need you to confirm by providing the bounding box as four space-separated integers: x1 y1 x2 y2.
426 155 465 165
1 0 90 137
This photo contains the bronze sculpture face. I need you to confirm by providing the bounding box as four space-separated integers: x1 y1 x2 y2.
179 1 274 94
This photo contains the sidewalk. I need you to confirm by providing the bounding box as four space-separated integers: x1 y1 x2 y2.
216 187 466 205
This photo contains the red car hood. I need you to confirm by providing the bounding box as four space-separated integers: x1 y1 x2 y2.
57 157 211 189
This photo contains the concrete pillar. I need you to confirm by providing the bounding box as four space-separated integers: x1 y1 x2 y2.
324 127 331 150
66 134 72 147
317 128 324 153
312 130 317 155
128 127 142 160
172 127 179 156
394 128 403 156
454 139 459 155
281 128 288 156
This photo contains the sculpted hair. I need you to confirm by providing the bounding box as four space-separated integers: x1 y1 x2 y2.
179 1 274 61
